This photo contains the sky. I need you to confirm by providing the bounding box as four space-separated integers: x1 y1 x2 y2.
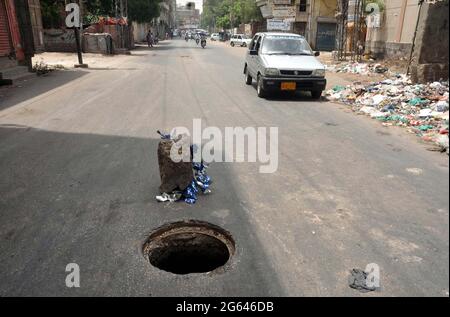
177 0 203 13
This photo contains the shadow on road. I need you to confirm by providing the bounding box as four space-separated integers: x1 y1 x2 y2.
0 125 285 296
249 83 326 102
0 70 87 112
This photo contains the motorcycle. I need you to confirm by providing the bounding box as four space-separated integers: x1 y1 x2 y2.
201 39 206 49
195 37 200 45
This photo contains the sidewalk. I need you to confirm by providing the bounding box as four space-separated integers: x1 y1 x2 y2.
32 52 133 70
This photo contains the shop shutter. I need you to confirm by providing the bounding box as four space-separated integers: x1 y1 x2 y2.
0 0 13 56
316 23 336 52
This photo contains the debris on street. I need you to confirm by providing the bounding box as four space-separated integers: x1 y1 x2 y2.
327 61 390 76
156 131 212 204
326 75 450 154
156 192 183 203
348 269 378 293
32 61 66 76
157 132 193 194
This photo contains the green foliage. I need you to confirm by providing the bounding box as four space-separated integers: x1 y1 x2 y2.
41 0 65 29
201 0 262 29
40 0 162 28
128 0 162 23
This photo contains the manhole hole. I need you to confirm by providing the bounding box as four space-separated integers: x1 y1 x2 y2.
143 220 235 275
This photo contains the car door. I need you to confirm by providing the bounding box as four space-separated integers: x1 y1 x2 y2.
237 35 242 45
247 35 259 77
254 35 264 77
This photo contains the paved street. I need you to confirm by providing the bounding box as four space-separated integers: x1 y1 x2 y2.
0 39 448 296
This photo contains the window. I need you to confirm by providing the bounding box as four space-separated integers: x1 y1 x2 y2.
255 36 262 51
249 35 259 50
299 0 307 12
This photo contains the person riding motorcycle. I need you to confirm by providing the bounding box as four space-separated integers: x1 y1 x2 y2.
195 33 200 45
200 33 207 48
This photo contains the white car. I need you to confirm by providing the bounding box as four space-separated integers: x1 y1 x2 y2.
244 32 327 99
230 34 252 47
210 33 220 41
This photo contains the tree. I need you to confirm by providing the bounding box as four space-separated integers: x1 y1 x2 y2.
86 0 163 22
40 0 162 27
41 0 65 28
128 0 162 23
201 0 262 30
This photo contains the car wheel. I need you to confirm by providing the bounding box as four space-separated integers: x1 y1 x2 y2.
311 90 323 100
231 42 235 47
245 67 252 85
242 42 247 47
257 75 266 98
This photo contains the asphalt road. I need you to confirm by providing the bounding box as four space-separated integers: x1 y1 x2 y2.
0 39 448 296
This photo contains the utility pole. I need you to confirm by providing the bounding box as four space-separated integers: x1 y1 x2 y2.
407 0 424 76
307 0 315 44
74 0 88 68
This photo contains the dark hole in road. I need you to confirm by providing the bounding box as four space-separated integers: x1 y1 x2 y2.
143 221 235 275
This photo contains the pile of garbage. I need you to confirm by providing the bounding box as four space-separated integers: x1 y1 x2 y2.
326 62 389 76
156 131 212 204
326 75 449 153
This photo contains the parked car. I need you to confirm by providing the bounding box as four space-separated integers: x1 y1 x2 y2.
243 32 327 99
210 33 220 41
230 34 252 47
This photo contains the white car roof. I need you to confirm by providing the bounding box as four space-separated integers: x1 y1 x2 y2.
256 32 305 38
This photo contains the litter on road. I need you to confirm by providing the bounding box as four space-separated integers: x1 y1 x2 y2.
156 131 212 204
348 269 378 293
326 75 449 154
326 61 390 76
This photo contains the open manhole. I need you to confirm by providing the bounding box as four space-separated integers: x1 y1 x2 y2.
143 220 235 275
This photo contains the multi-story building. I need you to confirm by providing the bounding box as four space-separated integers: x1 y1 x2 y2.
176 2 201 30
154 0 177 37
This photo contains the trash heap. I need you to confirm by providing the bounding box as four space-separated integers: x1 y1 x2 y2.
326 75 450 153
326 62 389 76
156 131 212 204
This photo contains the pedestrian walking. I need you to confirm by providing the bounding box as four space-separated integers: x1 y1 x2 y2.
146 30 153 48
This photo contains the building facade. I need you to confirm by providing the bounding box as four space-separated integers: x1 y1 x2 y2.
28 0 44 52
1 0 24 63
365 0 421 59
256 0 338 50
176 2 201 30
155 0 177 37
1 0 36 82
